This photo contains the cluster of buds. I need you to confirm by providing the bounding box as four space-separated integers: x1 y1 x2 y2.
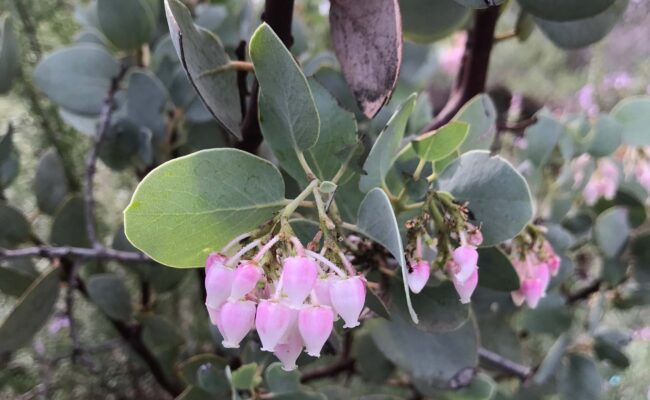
508 237 561 308
573 154 620 205
204 236 366 371
407 222 483 304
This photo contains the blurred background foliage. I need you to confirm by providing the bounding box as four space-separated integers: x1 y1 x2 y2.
0 0 649 399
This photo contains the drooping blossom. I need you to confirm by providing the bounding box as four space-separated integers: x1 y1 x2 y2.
281 256 319 307
231 261 263 300
581 158 620 205
329 276 366 328
509 238 560 309
298 305 335 357
218 299 256 348
407 260 430 294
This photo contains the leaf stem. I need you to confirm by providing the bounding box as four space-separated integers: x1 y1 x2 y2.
331 144 359 184
313 188 335 231
403 201 425 210
221 232 251 254
412 158 427 181
197 61 255 78
281 180 319 222
340 222 362 233
297 151 317 180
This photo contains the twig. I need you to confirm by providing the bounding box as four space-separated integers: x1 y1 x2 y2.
65 263 83 363
11 0 43 59
420 7 500 134
478 347 532 381
0 245 153 263
84 65 128 248
496 116 538 135
566 279 603 304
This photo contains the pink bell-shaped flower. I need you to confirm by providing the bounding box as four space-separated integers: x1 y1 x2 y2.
329 276 366 328
255 300 293 352
313 276 333 307
466 224 483 247
298 305 334 357
542 241 561 276
274 326 303 371
205 261 235 310
218 299 256 348
407 260 430 294
520 278 545 309
205 252 228 272
230 261 263 300
452 268 478 304
281 256 319 307
206 305 221 326
451 245 479 283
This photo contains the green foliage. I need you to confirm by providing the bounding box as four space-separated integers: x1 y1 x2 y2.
87 274 133 322
611 96 650 145
413 121 469 162
124 149 286 267
399 0 470 43
0 16 20 94
97 0 158 51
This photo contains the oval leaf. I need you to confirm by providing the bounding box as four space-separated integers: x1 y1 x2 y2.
594 206 630 259
164 0 242 139
87 273 133 322
518 0 615 21
124 149 286 268
0 15 20 94
400 0 470 44
34 149 70 215
413 121 469 162
587 114 623 157
50 196 91 248
534 0 628 50
525 114 564 166
558 354 603 400
477 247 520 292
251 23 320 153
0 204 30 247
611 96 650 146
0 268 60 353
329 0 402 118
455 94 497 152
97 0 157 50
438 151 533 246
357 188 418 323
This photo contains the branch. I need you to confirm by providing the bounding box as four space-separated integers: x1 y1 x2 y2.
0 246 153 263
566 279 603 304
84 65 128 247
421 6 500 133
478 347 532 381
236 0 295 153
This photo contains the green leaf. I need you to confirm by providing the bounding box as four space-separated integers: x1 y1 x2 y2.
178 354 230 397
558 354 603 400
587 114 623 157
0 204 30 247
518 294 573 335
630 233 650 284
357 188 418 323
477 247 520 291
594 207 630 259
231 363 260 391
365 287 391 320
33 44 120 115
354 330 395 383
164 0 242 139
251 23 319 153
99 118 148 170
50 196 90 248
534 0 628 50
533 334 569 384
359 94 417 192
454 94 497 152
97 0 157 50
392 281 469 333
265 362 301 394
444 373 496 399
413 121 470 162
399 0 471 43
127 70 169 140
87 273 133 322
0 266 34 297
611 96 650 146
261 78 357 184
34 149 70 215
0 268 60 353
124 149 285 268
329 0 402 118
370 313 478 387
518 0 615 21
525 114 564 166
438 151 533 246
0 15 20 94
593 329 631 369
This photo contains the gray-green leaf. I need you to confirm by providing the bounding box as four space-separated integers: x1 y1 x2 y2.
87 274 133 322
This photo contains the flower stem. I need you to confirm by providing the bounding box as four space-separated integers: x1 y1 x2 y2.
305 250 346 277
253 235 281 262
413 158 427 181
221 232 251 254
281 180 319 223
226 239 262 267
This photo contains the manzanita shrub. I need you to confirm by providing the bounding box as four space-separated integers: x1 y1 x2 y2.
0 0 649 399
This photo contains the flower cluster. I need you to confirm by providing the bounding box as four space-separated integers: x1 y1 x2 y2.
621 146 650 192
204 237 366 371
508 238 561 309
573 154 620 205
407 222 483 304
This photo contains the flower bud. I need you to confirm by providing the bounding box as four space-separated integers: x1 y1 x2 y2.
466 224 483 247
407 260 430 294
313 276 333 307
281 256 319 307
230 261 263 300
274 326 303 371
520 278 544 309
205 262 234 310
451 245 479 283
218 299 256 348
329 276 366 328
255 300 293 352
298 305 334 357
542 241 561 276
452 268 478 304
